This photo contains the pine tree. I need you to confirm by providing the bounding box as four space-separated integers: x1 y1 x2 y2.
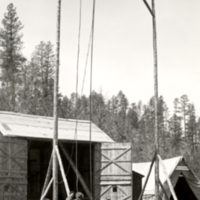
127 103 138 130
158 96 165 133
172 98 182 135
187 103 196 145
158 96 170 152
0 3 25 111
105 96 118 140
25 41 55 115
116 91 129 140
90 91 107 130
31 41 55 97
142 97 155 135
180 94 189 137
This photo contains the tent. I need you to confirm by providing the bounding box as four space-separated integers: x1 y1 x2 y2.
132 156 200 200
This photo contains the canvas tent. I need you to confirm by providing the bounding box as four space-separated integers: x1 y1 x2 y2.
132 156 200 200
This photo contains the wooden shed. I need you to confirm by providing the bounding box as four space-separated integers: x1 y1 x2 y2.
0 111 133 200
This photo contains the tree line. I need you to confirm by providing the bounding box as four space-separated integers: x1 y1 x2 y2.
0 3 200 178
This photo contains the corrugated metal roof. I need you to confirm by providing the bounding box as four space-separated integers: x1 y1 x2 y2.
0 111 114 143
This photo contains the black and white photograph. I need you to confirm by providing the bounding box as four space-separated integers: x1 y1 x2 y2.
0 0 200 200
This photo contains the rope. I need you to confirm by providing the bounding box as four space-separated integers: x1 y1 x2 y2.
81 29 92 95
75 0 83 192
89 0 96 196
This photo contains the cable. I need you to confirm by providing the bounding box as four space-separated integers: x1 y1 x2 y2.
81 29 92 96
75 0 83 192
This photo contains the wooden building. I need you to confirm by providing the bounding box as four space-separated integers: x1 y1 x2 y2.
0 111 135 200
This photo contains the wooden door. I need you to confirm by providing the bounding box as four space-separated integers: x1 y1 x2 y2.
94 143 132 200
0 134 27 200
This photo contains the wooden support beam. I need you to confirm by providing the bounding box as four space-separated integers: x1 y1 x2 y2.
159 179 170 200
138 152 156 200
157 155 178 200
143 0 154 17
59 170 67 199
53 0 61 199
55 145 70 197
151 0 159 199
59 143 93 200
41 153 52 195
40 178 53 200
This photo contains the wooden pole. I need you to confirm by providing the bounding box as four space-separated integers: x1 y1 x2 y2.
55 146 70 196
53 0 61 199
151 1 159 200
159 179 170 200
142 0 159 198
143 0 154 17
40 178 54 200
157 155 178 200
41 153 52 195
138 152 156 200
59 143 93 200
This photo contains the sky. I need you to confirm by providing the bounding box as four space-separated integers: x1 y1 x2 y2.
1 0 200 116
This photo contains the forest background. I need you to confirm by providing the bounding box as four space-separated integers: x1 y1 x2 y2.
0 3 200 178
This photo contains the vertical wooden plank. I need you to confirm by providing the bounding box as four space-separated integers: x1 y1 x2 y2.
94 144 100 200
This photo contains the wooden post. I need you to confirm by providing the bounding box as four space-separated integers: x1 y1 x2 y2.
59 143 93 200
142 0 159 198
53 0 61 199
40 178 54 200
157 155 178 200
41 153 52 195
151 1 159 200
138 152 156 200
55 146 70 196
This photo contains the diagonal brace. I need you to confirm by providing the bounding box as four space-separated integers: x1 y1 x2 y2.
143 0 155 17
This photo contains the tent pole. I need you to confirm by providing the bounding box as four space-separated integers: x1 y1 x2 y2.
159 179 170 200
53 0 61 199
157 155 178 200
138 152 156 200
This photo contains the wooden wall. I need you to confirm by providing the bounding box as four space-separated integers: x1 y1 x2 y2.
0 134 27 200
94 143 132 200
0 136 133 200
